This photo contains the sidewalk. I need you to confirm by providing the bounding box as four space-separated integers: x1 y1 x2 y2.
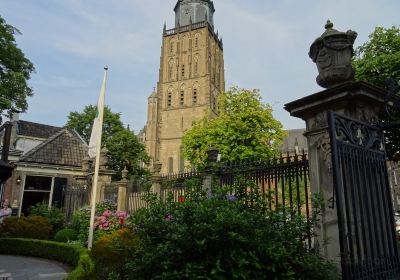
0 255 71 280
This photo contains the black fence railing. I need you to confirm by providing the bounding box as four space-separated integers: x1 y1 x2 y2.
219 152 310 217
127 153 310 224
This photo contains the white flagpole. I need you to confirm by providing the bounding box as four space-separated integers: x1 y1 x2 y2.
88 66 108 250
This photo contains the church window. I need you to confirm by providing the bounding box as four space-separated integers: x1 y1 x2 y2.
180 90 185 106
179 153 185 172
167 92 172 108
181 65 185 78
193 88 198 104
168 157 174 173
195 37 199 48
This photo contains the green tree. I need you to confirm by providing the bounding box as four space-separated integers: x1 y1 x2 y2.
353 26 400 88
353 26 400 159
66 105 124 143
182 87 286 166
0 15 35 124
66 105 149 178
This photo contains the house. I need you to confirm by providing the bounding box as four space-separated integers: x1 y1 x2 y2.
1 114 89 215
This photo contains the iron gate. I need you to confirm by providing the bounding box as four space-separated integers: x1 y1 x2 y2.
328 111 400 279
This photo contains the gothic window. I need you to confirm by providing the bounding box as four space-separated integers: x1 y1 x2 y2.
193 88 198 105
168 157 174 173
181 37 186 51
181 65 185 79
180 90 185 106
179 153 185 172
194 54 200 75
168 60 173 81
167 92 172 108
195 34 199 48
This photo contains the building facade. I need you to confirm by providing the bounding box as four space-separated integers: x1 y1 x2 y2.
145 0 225 173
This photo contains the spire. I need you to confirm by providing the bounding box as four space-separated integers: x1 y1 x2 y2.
163 22 166 35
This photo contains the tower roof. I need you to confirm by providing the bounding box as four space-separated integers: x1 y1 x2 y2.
174 0 215 12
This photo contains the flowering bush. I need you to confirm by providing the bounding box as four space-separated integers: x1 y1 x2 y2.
93 211 128 237
72 200 128 244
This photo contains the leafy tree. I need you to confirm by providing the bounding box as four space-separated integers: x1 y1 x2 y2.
182 87 286 166
66 105 149 178
66 105 124 143
0 15 35 124
353 26 400 88
353 26 400 159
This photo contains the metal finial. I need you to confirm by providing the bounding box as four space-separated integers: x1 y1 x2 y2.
325 20 333 30
104 66 108 71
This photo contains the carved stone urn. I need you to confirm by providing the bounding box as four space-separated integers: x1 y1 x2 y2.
309 20 358 88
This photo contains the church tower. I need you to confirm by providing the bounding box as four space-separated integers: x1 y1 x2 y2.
145 0 225 173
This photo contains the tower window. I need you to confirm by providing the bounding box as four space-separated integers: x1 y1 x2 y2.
170 42 173 53
168 157 174 173
193 88 198 104
180 91 184 106
181 65 185 79
167 92 172 108
195 37 199 48
194 61 198 75
169 65 173 80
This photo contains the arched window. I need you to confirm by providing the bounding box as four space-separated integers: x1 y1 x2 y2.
168 59 174 81
168 157 174 173
180 90 185 106
181 64 185 79
193 88 198 105
167 91 172 108
179 153 185 172
194 54 200 75
195 34 200 48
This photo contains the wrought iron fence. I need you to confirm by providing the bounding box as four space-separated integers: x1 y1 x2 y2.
219 152 310 217
125 153 311 239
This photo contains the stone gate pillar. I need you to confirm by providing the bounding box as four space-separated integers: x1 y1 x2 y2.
285 21 388 263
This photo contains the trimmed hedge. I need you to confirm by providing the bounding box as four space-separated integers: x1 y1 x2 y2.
0 238 94 279
0 216 52 239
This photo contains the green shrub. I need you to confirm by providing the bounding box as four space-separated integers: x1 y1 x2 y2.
121 182 338 280
0 238 94 280
29 202 66 235
91 229 138 279
54 228 78 243
0 216 52 240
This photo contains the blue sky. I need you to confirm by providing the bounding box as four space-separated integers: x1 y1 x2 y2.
1 0 399 132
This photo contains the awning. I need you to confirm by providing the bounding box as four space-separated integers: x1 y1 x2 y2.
0 160 13 182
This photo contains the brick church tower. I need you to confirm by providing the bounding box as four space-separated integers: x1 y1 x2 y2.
145 0 225 173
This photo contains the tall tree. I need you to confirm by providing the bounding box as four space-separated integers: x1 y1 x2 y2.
353 26 400 159
0 15 35 124
182 87 286 166
66 105 149 178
